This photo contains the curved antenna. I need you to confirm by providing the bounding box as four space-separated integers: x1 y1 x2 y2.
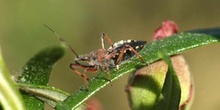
44 24 79 57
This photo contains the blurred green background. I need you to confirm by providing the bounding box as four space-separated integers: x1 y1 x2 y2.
1 0 220 110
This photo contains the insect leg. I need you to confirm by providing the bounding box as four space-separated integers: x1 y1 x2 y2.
70 63 90 80
104 63 111 81
115 45 144 65
84 67 98 89
70 63 98 89
101 33 113 49
115 47 127 65
82 69 89 89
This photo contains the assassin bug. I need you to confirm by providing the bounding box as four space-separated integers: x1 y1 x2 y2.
44 25 147 89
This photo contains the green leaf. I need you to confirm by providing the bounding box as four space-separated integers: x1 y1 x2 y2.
0 48 25 110
154 53 181 110
56 28 220 110
18 83 70 107
17 46 65 110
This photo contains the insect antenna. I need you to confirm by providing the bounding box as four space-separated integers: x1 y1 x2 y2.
44 24 79 57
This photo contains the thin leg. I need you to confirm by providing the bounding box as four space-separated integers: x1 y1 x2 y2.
104 63 111 81
70 63 89 80
83 70 89 89
101 33 113 49
71 62 97 72
70 63 98 89
115 47 127 65
115 45 144 65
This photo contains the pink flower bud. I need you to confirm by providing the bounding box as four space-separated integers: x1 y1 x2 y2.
126 20 194 110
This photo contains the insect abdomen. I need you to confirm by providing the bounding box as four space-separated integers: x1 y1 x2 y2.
111 40 147 64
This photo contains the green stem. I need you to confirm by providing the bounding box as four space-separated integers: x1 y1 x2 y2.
0 48 25 110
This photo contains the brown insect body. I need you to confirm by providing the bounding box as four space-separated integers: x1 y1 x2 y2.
45 25 146 89
70 35 146 89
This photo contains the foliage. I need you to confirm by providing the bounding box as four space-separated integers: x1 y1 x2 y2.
0 28 220 110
